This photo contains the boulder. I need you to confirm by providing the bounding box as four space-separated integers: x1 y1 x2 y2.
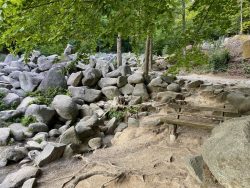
37 55 58 71
22 178 36 188
69 86 102 103
67 71 83 86
167 83 181 92
30 50 41 62
102 86 120 100
148 77 168 87
32 132 48 143
82 68 101 87
52 95 78 120
185 155 204 184
0 128 11 146
0 166 40 188
118 65 132 76
119 84 134 95
132 83 149 100
26 141 43 151
128 118 139 127
64 44 73 56
59 127 82 145
202 116 250 188
187 80 204 89
243 40 250 59
38 67 67 91
98 78 117 88
106 117 118 134
3 93 21 106
9 123 28 141
129 96 142 105
128 73 144 84
88 137 102 150
156 91 185 103
0 109 23 122
28 122 49 133
4 54 19 64
19 72 41 92
0 147 27 167
105 69 121 78
117 76 127 88
35 142 66 167
227 92 250 113
114 122 127 133
17 97 36 111
161 75 176 84
25 104 55 124
49 129 61 137
80 104 93 117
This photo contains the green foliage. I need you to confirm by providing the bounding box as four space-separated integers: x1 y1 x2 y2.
21 116 36 126
208 48 229 72
165 47 209 75
107 106 139 121
242 60 250 75
28 87 69 106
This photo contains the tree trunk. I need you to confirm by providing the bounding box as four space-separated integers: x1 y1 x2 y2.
117 33 122 66
181 0 186 56
144 35 150 77
240 0 243 34
149 37 153 71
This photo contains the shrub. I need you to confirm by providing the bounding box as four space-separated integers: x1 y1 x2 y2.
28 87 69 106
208 48 230 72
21 116 37 126
107 108 125 121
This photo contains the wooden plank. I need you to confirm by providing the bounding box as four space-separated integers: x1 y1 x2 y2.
159 116 215 130
168 103 238 113
168 112 226 121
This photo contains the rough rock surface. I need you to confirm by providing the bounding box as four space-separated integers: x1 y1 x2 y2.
202 116 250 188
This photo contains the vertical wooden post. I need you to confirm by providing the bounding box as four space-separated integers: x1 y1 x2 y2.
144 34 150 78
149 36 153 71
117 33 122 67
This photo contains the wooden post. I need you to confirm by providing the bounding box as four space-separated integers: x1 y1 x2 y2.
144 34 150 78
117 33 122 67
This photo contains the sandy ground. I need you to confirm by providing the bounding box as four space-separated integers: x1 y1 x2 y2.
34 124 222 188
178 73 250 87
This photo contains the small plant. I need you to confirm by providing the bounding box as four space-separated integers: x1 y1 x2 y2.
107 108 126 121
35 138 43 144
28 87 69 105
208 48 230 72
21 116 37 126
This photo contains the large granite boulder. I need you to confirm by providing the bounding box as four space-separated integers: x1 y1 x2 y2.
0 128 11 146
19 72 42 92
102 86 120 100
82 68 101 87
128 73 144 84
202 116 250 188
38 67 67 91
132 83 149 100
52 95 78 120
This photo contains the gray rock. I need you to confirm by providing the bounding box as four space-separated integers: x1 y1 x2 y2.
167 83 181 92
132 83 149 100
3 93 21 106
32 132 48 142
114 122 127 133
89 103 105 117
19 72 41 92
25 104 55 124
59 127 82 145
148 77 168 87
9 123 28 141
105 69 121 78
129 96 142 105
106 117 118 134
0 128 11 146
52 95 78 120
95 60 112 77
0 88 10 95
0 166 40 188
185 155 204 184
102 86 120 100
30 50 41 62
128 73 144 84
88 137 102 150
202 116 250 188
120 84 134 95
37 55 58 71
80 105 93 117
26 141 43 151
67 71 83 86
4 54 19 64
161 75 176 84
28 150 41 160
128 118 139 127
0 147 27 167
156 91 185 103
187 80 204 89
69 87 102 103
82 68 101 87
118 65 132 76
38 67 67 91
117 76 127 88
98 78 117 88
35 143 66 167
227 92 250 113
22 178 36 188
0 109 23 122
17 97 36 111
49 129 61 137
64 44 73 55
29 123 48 133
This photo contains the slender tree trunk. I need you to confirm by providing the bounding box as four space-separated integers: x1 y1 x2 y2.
117 33 122 67
240 0 243 34
149 37 153 71
181 0 186 56
144 35 150 77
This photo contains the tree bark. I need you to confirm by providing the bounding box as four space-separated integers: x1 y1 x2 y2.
149 37 153 71
240 0 243 34
117 33 122 67
181 0 186 57
144 35 150 77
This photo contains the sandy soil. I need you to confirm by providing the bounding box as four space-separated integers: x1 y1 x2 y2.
35 124 222 188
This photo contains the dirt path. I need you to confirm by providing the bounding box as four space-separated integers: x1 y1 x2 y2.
178 73 250 87
37 125 221 188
